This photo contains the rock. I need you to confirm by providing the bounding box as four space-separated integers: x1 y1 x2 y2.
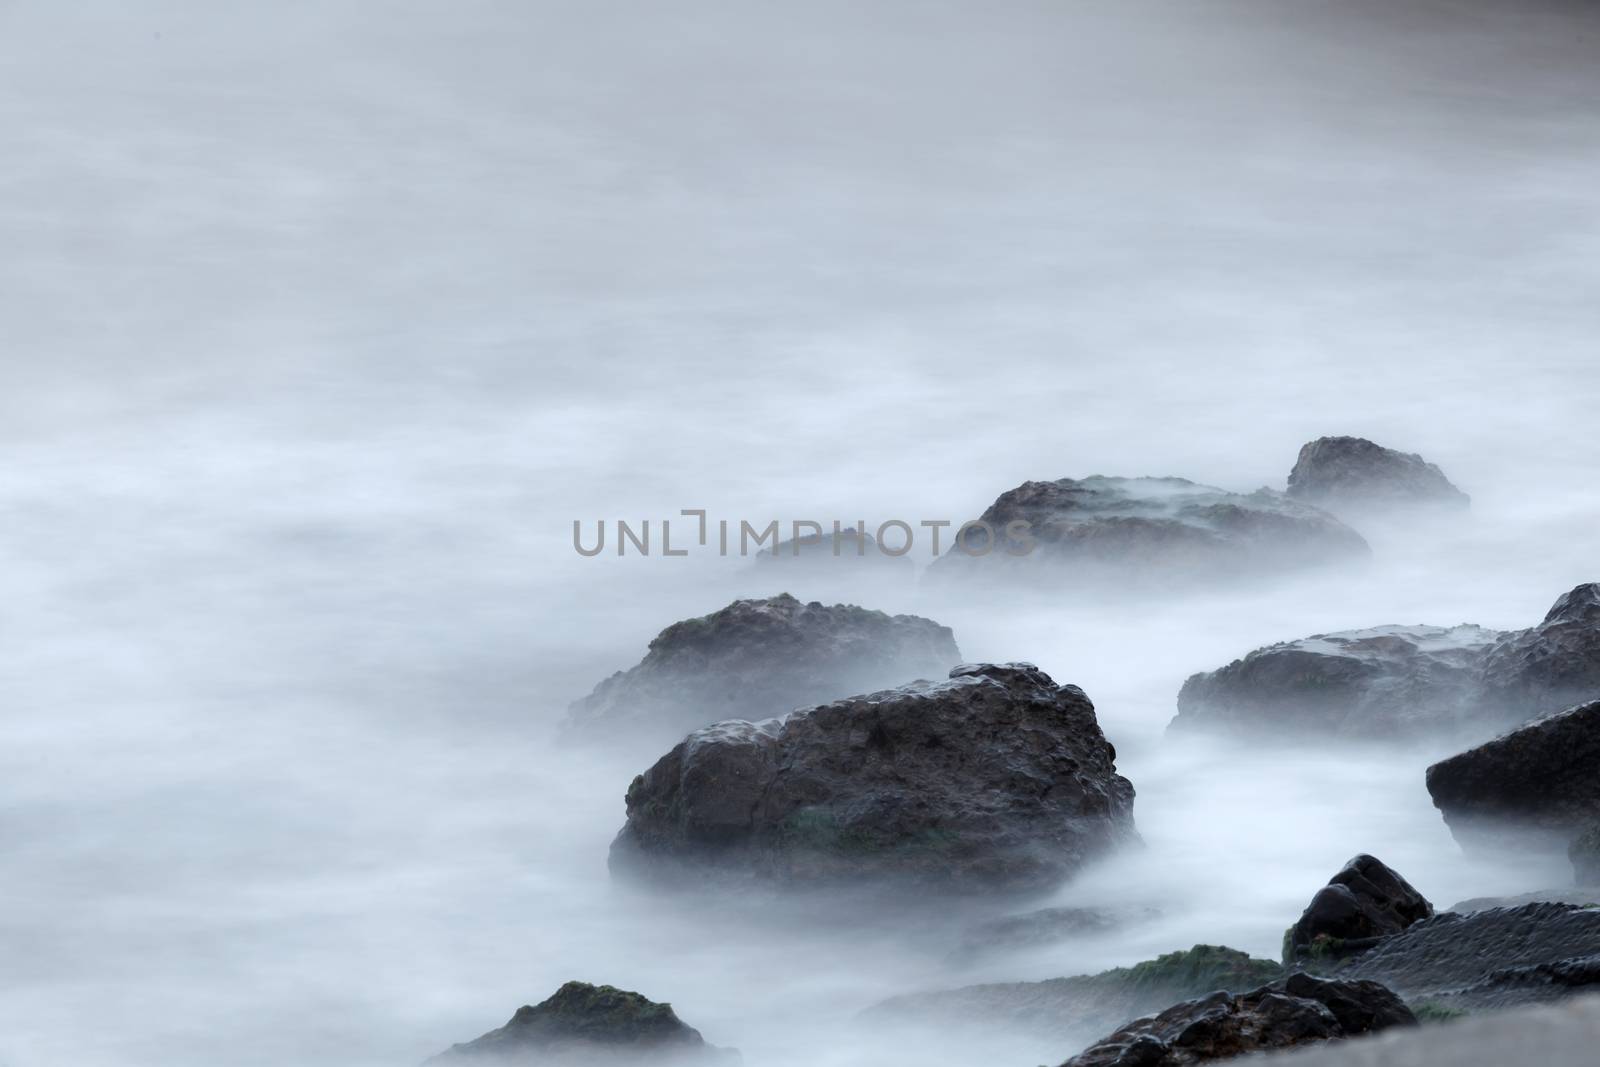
1058 972 1414 1067
754 528 912 567
1285 856 1433 964
1477 584 1600 721
1173 583 1600 741
1241 993 1600 1067
1339 902 1600 1012
426 981 734 1064
1173 624 1504 739
927 476 1367 585
954 904 1161 962
866 945 1283 1045
1426 698 1600 851
562 593 960 748
609 663 1137 894
1571 826 1600 886
1285 436 1469 514
1449 888 1600 912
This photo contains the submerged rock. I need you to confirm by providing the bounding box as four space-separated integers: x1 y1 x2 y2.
866 945 1283 1045
1285 856 1433 964
1285 436 1469 514
427 981 733 1064
1173 624 1503 739
1425 698 1600 852
1339 902 1600 1012
754 528 913 568
1571 827 1600 886
1059 972 1414 1067
562 593 959 747
1173 584 1600 741
609 663 1137 894
955 905 1161 962
927 476 1367 585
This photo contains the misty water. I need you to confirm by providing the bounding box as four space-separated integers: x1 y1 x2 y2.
3 1 1599 1065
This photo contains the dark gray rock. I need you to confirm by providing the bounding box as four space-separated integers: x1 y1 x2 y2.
1174 584 1600 741
426 981 734 1065
1173 624 1503 739
1245 994 1600 1067
1285 436 1469 513
1286 855 1433 964
928 476 1368 585
1058 972 1414 1067
562 594 959 748
1339 902 1600 1012
609 663 1136 895
866 945 1284 1046
1477 584 1600 722
1426 699 1600 851
1572 827 1600 886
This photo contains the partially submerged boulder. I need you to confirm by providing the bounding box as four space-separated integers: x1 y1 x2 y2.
1571 827 1600 886
866 945 1283 1046
928 476 1367 585
954 904 1161 962
563 594 959 747
427 981 733 1064
1173 624 1503 739
1058 972 1414 1067
1285 436 1469 514
1425 698 1600 852
1285 856 1433 964
609 663 1137 894
1339 902 1600 1013
1173 584 1600 741
1477 584 1600 721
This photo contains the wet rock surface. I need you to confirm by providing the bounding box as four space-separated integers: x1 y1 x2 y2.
562 593 959 747
1286 855 1433 963
1285 436 1469 513
928 475 1367 584
427 981 734 1064
1426 698 1600 851
1058 972 1414 1067
1247 993 1600 1067
609 663 1137 894
866 945 1283 1044
1175 584 1600 740
1173 624 1503 739
1339 902 1600 1012
1476 584 1600 722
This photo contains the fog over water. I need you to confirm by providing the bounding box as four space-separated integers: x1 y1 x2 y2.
2 1 1599 1065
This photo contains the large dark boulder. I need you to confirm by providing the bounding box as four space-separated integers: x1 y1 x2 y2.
927 476 1367 585
1426 699 1600 851
426 981 734 1064
1286 855 1433 963
1173 624 1503 739
866 946 1284 1046
1173 584 1600 741
1339 902 1600 1012
1285 436 1469 514
562 593 960 748
609 663 1136 894
1058 973 1414 1067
